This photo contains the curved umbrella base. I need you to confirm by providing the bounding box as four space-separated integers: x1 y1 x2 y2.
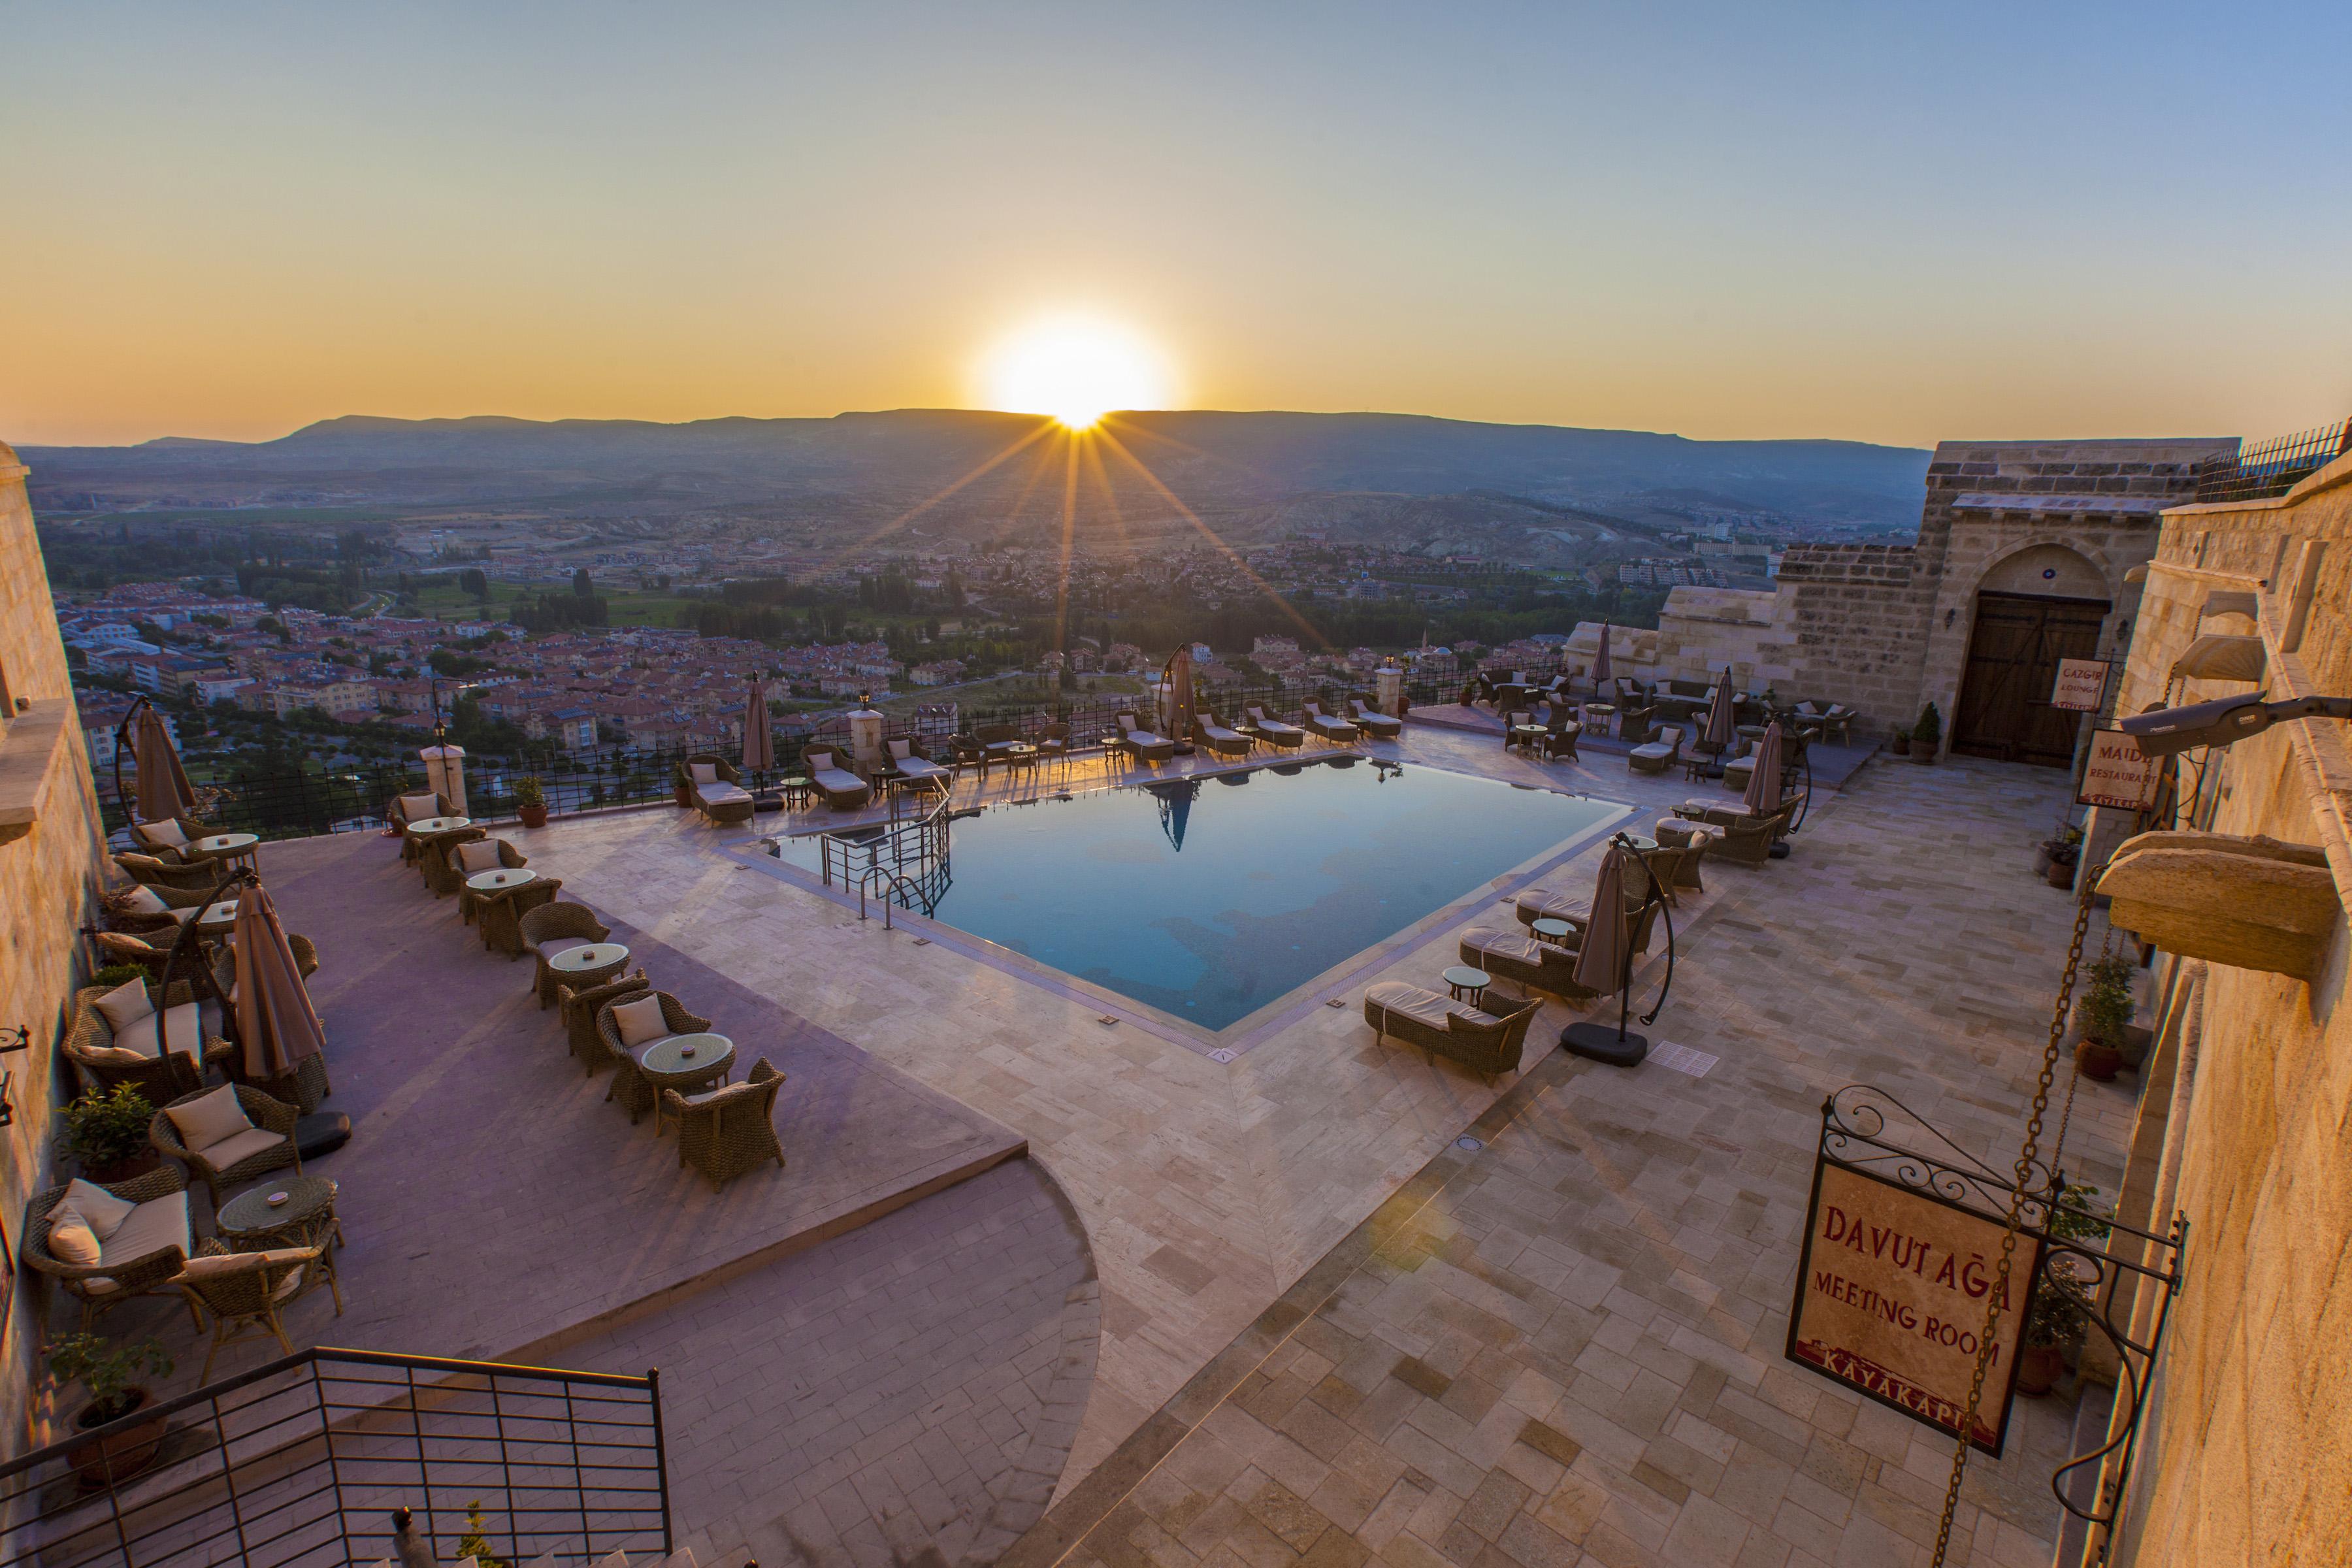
1560 1021 1648 1068
295 1113 352 1160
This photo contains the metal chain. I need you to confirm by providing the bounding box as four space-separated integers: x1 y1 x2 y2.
1930 873 2098 1566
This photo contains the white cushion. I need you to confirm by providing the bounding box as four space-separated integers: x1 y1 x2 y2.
122 884 171 915
82 1043 150 1066
115 1002 206 1062
888 739 913 760
57 1178 140 1241
178 1251 263 1281
167 1085 253 1153
49 1215 103 1267
689 762 717 785
101 1192 191 1265
195 1126 286 1171
700 782 752 804
396 792 440 821
139 819 189 849
455 839 506 874
610 995 671 1047
93 979 155 1034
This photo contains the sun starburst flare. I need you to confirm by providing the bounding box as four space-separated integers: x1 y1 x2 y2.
979 316 1172 429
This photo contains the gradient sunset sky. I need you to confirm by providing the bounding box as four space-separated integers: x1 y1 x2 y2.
7 1 2349 449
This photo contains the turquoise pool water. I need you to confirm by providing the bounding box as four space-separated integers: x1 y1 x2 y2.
776 760 1622 1030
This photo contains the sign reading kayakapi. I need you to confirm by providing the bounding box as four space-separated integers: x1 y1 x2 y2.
1788 1161 2038 1455
2050 658 2112 712
2079 727 2161 811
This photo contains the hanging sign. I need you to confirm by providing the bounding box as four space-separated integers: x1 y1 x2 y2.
2078 728 2161 811
1789 1105 2042 1456
2050 659 2111 712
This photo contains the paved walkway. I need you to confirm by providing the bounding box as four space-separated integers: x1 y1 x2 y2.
1010 756 2135 1568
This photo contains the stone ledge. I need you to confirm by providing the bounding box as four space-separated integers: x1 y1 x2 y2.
0 696 74 845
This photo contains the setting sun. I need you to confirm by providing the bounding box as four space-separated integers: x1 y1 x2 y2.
979 316 1172 429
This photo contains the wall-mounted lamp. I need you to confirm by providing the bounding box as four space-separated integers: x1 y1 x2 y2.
1944 608 1957 629
0 1022 30 1128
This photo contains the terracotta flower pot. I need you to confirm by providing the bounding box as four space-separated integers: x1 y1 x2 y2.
1890 735 1910 757
2076 1038 2123 1082
1908 742 1936 764
67 1389 169 1492
672 784 693 808
2046 859 2078 889
2015 1344 2066 1396
518 805 548 829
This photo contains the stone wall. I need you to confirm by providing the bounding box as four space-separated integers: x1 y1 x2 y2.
0 439 108 1452
2089 451 2352 1567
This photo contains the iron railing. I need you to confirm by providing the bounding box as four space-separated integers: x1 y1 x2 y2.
0 1347 668 1568
2195 419 2352 504
814 780 958 924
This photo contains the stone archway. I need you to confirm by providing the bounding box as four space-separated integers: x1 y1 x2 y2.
1953 544 2111 765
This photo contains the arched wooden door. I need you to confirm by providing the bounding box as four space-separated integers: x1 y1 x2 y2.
1952 592 2109 766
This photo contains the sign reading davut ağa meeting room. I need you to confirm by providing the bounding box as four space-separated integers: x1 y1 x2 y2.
1787 1092 2042 1456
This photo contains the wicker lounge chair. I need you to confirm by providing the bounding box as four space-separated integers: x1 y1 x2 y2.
681 755 757 826
883 738 954 794
1512 883 1665 956
450 836 527 919
1673 797 1797 865
1244 706 1306 750
519 900 613 1009
1346 698 1403 740
65 980 231 1103
1192 715 1252 759
1628 724 1685 776
596 990 715 1123
477 875 562 958
176 1239 334 1382
128 817 221 866
1115 712 1177 764
1300 701 1360 745
1458 925 1603 1002
22 1168 197 1329
115 851 224 894
800 749 873 811
152 1084 300 1211
560 969 650 1070
665 1056 787 1190
1362 983 1542 1077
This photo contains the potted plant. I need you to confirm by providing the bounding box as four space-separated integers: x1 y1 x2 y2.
455 1499 511 1568
1889 727 1910 758
514 775 547 830
2016 1271 2089 1396
2074 953 2136 1081
88 962 151 992
2046 828 2082 889
63 1084 159 1183
47 1333 175 1490
1908 702 1942 764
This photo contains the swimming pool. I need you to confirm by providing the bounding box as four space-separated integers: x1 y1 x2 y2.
772 760 1624 1030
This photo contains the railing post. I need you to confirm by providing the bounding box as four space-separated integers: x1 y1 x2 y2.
647 1367 674 1552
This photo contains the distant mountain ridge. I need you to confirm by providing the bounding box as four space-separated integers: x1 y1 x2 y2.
24 409 1933 541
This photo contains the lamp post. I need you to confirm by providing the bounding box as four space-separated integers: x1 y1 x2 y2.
422 676 473 815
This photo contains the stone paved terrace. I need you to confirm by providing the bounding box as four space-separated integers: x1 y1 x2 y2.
80 723 2135 1567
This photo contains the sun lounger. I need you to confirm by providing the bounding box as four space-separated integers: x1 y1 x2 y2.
1244 706 1305 749
1458 925 1602 1002
1346 698 1403 739
681 756 755 826
800 749 872 811
1192 717 1252 759
1362 981 1541 1077
1115 712 1177 764
1628 724 1685 776
1300 701 1360 744
884 738 953 792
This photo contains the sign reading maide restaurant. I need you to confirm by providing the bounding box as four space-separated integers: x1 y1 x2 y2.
1788 1159 2039 1455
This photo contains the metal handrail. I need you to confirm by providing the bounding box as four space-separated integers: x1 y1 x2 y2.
819 775 955 901
1 1345 668 1568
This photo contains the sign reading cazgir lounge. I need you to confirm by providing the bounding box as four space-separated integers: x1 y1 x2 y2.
1788 1162 2038 1455
2050 657 2112 713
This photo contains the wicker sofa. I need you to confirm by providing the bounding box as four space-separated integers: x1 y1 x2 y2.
64 980 231 1103
20 1167 197 1328
1362 983 1542 1078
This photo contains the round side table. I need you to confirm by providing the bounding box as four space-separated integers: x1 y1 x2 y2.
1443 966 1491 1007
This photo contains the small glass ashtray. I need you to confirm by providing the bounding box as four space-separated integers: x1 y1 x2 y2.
267 1192 290 1207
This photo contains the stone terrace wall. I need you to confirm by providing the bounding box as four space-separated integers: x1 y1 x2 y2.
1774 543 1929 725
0 439 108 1454
2096 452 2352 1568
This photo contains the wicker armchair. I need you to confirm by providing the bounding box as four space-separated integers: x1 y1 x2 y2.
476 876 563 958
103 875 233 938
116 851 224 893
560 970 651 1070
521 901 613 1009
597 990 713 1122
21 1166 197 1328
65 981 232 1103
151 1085 301 1209
447 837 527 917
666 1057 787 1190
128 817 221 865
177 1239 333 1382
1541 717 1582 762
417 826 489 898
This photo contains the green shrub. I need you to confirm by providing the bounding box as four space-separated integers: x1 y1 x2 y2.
63 1084 154 1170
1912 702 1942 745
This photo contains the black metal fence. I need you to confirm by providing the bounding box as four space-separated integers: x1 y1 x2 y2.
0 1347 668 1568
104 673 1475 846
2195 419 2352 504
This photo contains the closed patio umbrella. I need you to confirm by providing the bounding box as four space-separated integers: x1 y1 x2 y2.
1743 720 1786 816
1168 646 1196 747
1699 668 1737 772
1591 621 1613 690
231 881 329 1108
135 705 197 823
742 676 776 782
1561 841 1655 1068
